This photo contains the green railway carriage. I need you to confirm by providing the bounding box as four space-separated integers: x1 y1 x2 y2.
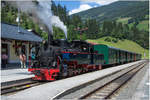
93 44 120 65
69 41 141 65
130 52 134 62
126 52 130 62
93 44 141 65
93 44 109 64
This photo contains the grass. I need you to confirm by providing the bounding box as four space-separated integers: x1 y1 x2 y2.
136 20 149 31
128 22 135 29
87 37 149 59
98 13 104 17
117 17 131 24
117 17 149 31
145 15 149 19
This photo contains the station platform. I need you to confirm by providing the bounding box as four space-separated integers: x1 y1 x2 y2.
131 63 149 100
1 68 34 83
1 60 146 100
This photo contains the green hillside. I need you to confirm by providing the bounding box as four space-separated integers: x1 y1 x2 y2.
117 17 149 31
117 17 131 24
87 37 149 59
74 1 149 23
136 20 149 31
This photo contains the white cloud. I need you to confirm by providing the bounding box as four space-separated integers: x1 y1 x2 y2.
95 0 118 5
81 0 118 5
69 4 92 15
94 5 98 7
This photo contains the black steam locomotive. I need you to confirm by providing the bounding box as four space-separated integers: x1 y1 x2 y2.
28 34 141 81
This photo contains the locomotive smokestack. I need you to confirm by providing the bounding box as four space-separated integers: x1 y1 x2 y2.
48 33 53 44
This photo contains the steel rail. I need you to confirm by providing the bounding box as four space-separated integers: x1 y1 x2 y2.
81 62 147 99
1 81 46 95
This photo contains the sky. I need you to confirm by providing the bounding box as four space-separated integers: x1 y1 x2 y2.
54 0 118 15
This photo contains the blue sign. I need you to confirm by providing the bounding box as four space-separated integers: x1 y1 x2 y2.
62 53 70 60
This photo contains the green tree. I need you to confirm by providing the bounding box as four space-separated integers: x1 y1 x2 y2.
85 18 99 39
41 31 48 40
53 26 65 39
123 24 129 39
102 21 113 36
35 24 42 36
117 22 123 39
71 15 82 27
67 25 77 41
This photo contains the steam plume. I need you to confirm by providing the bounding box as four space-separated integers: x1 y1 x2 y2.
9 0 67 39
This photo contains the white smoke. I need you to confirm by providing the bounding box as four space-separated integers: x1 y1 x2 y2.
51 16 67 39
36 1 53 34
12 0 67 39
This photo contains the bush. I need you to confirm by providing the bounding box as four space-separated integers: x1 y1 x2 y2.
104 37 111 42
112 38 118 43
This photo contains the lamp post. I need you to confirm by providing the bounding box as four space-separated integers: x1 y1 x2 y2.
16 8 20 33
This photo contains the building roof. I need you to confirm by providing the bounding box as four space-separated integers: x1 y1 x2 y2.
1 23 43 42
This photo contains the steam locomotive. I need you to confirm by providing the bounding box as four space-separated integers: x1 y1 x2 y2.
28 35 141 81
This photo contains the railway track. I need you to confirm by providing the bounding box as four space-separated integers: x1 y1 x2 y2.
53 60 148 99
1 80 45 95
81 61 147 99
1 61 147 97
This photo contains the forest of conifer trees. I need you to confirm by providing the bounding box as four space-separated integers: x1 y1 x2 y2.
1 1 149 49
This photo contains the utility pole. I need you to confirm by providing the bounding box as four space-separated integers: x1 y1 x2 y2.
16 8 20 33
74 27 88 40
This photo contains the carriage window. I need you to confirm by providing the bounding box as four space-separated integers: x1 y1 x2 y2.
94 54 104 64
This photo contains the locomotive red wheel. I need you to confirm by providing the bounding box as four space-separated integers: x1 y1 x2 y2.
76 70 79 75
70 71 73 77
85 68 88 72
74 71 77 76
83 68 86 73
98 65 102 70
78 69 81 74
68 69 72 77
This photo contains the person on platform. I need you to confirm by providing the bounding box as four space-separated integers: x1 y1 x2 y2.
2 53 8 68
19 51 26 68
